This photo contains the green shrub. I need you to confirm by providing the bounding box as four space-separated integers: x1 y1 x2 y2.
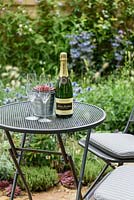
0 4 46 75
64 136 105 184
0 135 14 180
78 73 134 132
0 0 134 83
18 166 58 191
0 154 14 181
22 134 62 169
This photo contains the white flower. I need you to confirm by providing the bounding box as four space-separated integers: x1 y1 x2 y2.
22 10 26 14
24 25 28 29
18 31 22 36
29 28 33 32
11 80 21 87
1 72 8 77
11 80 16 86
5 65 12 71
19 24 23 28
39 60 43 65
15 80 21 88
57 2 64 6
130 77 134 82
13 67 19 72
10 71 16 79
131 70 134 76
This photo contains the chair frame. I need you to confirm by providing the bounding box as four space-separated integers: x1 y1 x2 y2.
79 107 134 199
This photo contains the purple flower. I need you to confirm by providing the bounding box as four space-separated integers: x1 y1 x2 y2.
15 93 25 99
3 98 13 104
115 36 122 43
72 82 79 87
118 30 124 35
114 53 123 61
79 32 93 40
69 40 78 46
126 40 133 46
81 47 93 53
67 31 95 69
74 87 82 93
111 43 120 47
4 87 12 93
78 41 90 48
70 49 81 59
86 87 91 91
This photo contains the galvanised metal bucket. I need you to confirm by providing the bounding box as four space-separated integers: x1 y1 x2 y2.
31 90 55 117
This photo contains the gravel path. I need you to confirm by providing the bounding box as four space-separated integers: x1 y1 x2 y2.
0 184 91 200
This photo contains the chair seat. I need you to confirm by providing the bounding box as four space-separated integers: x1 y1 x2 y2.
87 133 134 159
94 165 134 200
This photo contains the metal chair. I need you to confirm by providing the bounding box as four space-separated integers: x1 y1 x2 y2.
79 107 134 199
94 165 134 200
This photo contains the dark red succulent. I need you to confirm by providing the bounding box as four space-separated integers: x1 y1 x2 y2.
34 85 55 92
5 184 21 197
0 180 10 190
59 170 76 189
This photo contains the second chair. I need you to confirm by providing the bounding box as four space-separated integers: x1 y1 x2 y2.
79 107 134 199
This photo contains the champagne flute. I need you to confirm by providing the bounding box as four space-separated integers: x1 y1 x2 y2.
25 73 39 121
38 83 52 123
37 74 52 122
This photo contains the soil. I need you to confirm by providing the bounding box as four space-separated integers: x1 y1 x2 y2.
0 184 92 200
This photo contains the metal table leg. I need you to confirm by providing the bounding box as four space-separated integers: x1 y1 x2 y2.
57 134 81 195
83 164 109 199
10 133 27 200
76 129 91 200
5 130 32 200
57 133 68 163
4 130 90 200
57 133 78 183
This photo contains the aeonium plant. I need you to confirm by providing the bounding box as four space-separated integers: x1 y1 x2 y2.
34 84 55 92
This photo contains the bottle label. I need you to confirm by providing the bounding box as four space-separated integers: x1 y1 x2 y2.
55 98 73 115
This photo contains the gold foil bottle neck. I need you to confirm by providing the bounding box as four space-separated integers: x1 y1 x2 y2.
59 52 68 77
60 52 67 61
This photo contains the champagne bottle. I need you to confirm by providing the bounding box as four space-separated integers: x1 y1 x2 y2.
55 52 73 118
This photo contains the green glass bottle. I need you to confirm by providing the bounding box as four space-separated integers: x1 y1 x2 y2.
55 52 73 118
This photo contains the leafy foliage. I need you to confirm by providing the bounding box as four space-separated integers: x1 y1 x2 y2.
64 137 105 184
22 134 62 169
0 0 134 84
0 135 14 180
78 71 134 132
0 0 134 190
18 166 58 191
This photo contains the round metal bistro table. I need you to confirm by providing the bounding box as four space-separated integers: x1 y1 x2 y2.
0 101 106 200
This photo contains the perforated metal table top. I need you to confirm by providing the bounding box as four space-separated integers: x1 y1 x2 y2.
0 101 106 134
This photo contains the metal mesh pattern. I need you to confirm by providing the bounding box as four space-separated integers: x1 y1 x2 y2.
0 102 106 133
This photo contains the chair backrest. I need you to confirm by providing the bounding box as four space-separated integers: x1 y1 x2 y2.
123 107 134 134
